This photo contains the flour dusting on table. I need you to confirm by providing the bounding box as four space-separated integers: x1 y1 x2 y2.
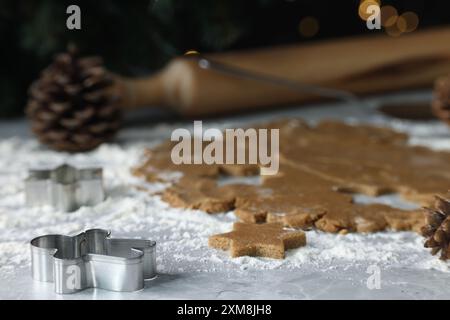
1 113 450 281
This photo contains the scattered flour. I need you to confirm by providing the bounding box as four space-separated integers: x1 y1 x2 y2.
1 115 450 280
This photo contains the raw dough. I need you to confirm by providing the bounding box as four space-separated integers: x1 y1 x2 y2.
134 119 450 233
208 222 306 259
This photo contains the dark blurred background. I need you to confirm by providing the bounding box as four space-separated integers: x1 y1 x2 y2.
1 0 449 118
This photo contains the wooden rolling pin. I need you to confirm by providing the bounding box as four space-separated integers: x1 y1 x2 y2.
113 27 450 116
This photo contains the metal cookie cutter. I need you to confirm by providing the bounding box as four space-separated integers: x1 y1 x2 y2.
25 164 105 212
31 229 157 294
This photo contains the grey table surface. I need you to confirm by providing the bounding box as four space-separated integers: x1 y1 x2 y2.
1 91 450 300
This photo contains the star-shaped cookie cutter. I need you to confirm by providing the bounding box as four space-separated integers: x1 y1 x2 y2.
25 164 105 212
31 229 157 294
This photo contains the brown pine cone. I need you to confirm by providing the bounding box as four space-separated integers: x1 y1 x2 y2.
432 75 450 125
421 195 450 260
26 46 121 152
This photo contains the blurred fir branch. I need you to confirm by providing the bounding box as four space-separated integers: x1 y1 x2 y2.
0 0 278 118
0 0 443 118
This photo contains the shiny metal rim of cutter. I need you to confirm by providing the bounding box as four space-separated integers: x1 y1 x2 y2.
31 229 157 294
25 164 105 212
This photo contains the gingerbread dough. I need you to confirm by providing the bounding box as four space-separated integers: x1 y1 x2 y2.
134 119 450 234
209 222 306 259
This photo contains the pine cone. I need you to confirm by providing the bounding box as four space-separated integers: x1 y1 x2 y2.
26 46 121 152
421 195 450 260
432 75 450 125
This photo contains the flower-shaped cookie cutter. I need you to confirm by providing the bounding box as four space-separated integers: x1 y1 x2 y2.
31 229 157 294
25 164 105 212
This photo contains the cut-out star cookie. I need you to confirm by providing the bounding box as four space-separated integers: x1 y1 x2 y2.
208 222 306 259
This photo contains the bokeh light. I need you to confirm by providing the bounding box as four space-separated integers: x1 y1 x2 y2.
359 0 381 21
397 11 419 33
380 5 398 27
184 50 200 56
298 16 320 38
385 22 402 37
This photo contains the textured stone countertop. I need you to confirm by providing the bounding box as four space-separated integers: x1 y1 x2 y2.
2 91 450 300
